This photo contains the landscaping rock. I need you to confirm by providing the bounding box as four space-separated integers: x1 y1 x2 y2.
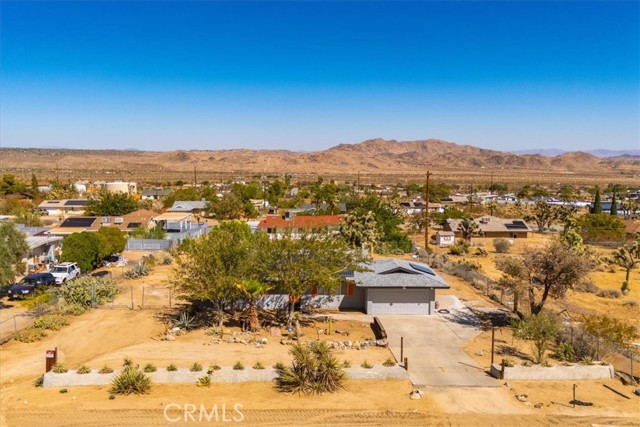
409 390 423 400
353 341 361 350
164 334 176 341
376 339 388 347
261 338 268 345
343 340 352 348
516 394 528 402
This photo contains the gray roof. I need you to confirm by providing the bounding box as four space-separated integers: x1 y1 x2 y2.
141 189 172 197
167 200 207 212
446 216 532 234
26 236 63 250
350 259 449 289
300 203 347 213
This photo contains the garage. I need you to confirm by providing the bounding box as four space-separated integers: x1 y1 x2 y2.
366 288 435 315
350 259 450 316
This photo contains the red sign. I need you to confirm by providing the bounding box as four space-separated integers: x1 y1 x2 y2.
46 350 56 359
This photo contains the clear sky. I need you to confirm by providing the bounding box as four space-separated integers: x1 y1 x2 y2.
1 1 638 152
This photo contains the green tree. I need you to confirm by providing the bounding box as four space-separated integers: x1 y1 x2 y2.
339 211 379 253
495 256 527 314
0 222 28 286
526 201 554 232
258 229 366 328
237 279 272 332
457 219 483 243
171 221 255 327
96 227 127 259
30 174 40 197
610 190 618 216
497 240 591 315
513 313 560 363
0 174 26 196
592 186 602 214
581 315 637 356
60 232 102 273
86 191 139 216
576 213 625 243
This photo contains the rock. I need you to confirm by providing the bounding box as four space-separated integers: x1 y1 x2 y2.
23 400 28 405
227 338 235 343
164 334 176 341
533 403 543 409
353 341 361 350
261 338 268 345
343 340 352 348
255 343 262 349
376 339 388 347
72 396 77 401
516 394 528 402
475 350 484 356
409 390 423 400
170 327 181 334
503 382 510 388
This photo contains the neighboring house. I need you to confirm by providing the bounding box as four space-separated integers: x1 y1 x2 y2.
435 230 456 247
445 215 532 239
45 217 101 236
37 199 90 217
300 202 347 214
151 212 197 232
482 194 518 205
167 200 208 213
25 236 63 268
622 219 640 238
141 188 172 200
101 209 155 233
257 215 343 237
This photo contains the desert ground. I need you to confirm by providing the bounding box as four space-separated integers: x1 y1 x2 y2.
1 244 639 427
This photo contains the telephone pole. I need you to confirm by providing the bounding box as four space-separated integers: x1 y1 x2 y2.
424 171 431 250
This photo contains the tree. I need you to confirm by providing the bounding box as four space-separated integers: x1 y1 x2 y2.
237 279 272 332
339 211 379 253
0 174 26 196
513 313 560 363
30 174 40 197
576 213 625 243
96 227 127 259
258 229 366 328
86 191 138 216
496 240 591 315
592 186 602 214
612 245 636 291
60 232 102 273
581 315 637 356
457 219 483 243
495 256 527 314
172 221 255 327
0 222 28 286
526 201 554 232
610 189 618 216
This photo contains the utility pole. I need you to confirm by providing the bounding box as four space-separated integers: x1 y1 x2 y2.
425 171 431 250
193 165 197 188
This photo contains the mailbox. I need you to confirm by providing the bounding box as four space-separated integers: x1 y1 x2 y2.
45 348 57 372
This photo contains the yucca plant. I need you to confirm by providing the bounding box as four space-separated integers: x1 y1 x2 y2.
122 357 134 368
382 357 396 367
167 363 178 372
109 366 151 395
233 361 244 371
190 362 203 372
253 361 265 370
143 363 157 373
361 360 373 369
197 375 211 388
34 374 44 387
51 363 68 373
207 364 221 374
77 365 91 374
99 365 114 374
276 341 346 395
124 263 150 279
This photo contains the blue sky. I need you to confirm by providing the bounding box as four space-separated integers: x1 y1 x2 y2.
1 1 638 152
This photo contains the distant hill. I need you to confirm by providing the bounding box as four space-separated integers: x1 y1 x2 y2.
513 148 640 158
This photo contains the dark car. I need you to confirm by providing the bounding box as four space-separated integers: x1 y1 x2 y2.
6 273 56 300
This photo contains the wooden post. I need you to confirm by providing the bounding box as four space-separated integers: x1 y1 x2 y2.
424 171 431 250
500 359 505 380
400 336 404 362
572 384 577 408
404 357 408 371
491 327 495 366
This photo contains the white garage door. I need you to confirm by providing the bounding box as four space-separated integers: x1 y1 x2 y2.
366 288 433 315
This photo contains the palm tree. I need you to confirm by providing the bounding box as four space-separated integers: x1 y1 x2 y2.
237 279 272 332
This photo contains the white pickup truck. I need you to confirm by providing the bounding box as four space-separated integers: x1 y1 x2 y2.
50 262 81 285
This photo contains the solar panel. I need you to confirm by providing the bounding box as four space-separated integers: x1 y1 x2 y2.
60 217 96 227
339 270 354 278
505 221 529 230
409 262 436 276
127 222 141 228
64 200 89 206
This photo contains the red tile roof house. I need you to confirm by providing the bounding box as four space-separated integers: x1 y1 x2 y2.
257 215 343 238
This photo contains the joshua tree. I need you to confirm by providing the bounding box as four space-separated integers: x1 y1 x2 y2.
613 245 636 291
457 219 483 243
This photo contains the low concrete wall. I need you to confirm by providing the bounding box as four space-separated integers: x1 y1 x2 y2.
489 363 614 380
43 366 408 388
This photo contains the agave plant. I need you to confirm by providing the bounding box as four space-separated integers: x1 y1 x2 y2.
174 312 196 330
109 366 151 395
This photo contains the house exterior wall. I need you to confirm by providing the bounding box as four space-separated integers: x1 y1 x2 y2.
436 235 455 246
257 284 365 311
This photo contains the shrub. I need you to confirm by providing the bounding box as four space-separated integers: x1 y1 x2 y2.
575 279 599 294
512 313 560 364
174 312 196 330
77 365 91 374
21 289 56 310
99 365 114 374
580 356 595 365
273 362 286 370
14 327 47 343
124 263 150 279
207 364 221 374
109 394 116 400
142 254 157 267
197 375 211 387
493 239 512 253
162 255 173 265
503 358 515 367
596 289 621 299
621 281 630 294
382 357 396 367
58 276 118 307
475 247 488 257
448 243 469 256
166 363 178 372
52 363 68 373
143 363 157 373
233 361 244 371
59 303 86 316
553 341 576 363
622 300 638 308
34 374 44 387
122 357 134 368
360 360 373 369
342 360 351 368
33 314 69 331
276 341 346 395
190 362 203 372
59 388 68 394
109 366 151 395
253 361 265 370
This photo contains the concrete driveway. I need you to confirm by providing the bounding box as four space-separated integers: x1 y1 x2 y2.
380 296 498 387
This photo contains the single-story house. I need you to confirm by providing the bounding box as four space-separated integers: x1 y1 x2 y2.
300 202 347 214
167 200 208 214
37 199 90 217
45 217 101 236
257 215 343 237
141 188 172 200
25 235 63 268
151 212 197 232
435 230 456 247
445 215 532 239
258 259 450 315
101 209 155 233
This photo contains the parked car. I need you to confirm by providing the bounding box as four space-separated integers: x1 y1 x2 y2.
50 262 81 285
7 273 56 300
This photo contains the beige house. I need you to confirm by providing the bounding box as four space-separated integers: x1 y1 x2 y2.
445 216 532 239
